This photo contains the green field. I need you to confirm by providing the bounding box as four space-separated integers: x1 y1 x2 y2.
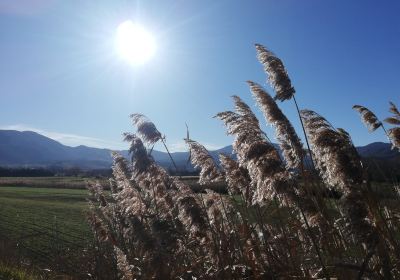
0 185 93 273
0 177 398 279
0 177 222 279
0 176 224 274
0 186 90 231
0 176 108 189
0 175 222 246
0 262 37 280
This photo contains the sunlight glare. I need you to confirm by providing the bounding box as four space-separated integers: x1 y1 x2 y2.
115 21 156 65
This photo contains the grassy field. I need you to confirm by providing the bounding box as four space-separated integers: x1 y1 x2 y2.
0 176 226 279
0 176 398 279
0 185 92 274
0 176 227 191
0 186 90 241
0 176 224 256
0 176 108 189
0 262 38 280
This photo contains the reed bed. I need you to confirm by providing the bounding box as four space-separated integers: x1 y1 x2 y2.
88 44 400 279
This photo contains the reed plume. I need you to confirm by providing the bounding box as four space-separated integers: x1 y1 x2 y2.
130 113 180 171
388 101 400 116
301 109 379 249
255 44 295 102
114 246 134 280
130 113 163 145
388 128 400 150
215 97 282 203
216 97 321 224
217 98 330 276
219 154 252 202
87 211 114 243
301 110 363 188
352 105 382 132
232 95 260 125
89 120 255 278
384 102 400 150
248 80 304 169
255 44 320 172
185 138 223 185
123 133 153 172
85 43 400 279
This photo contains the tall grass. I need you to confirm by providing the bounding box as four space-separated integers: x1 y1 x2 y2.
0 262 38 280
88 44 400 279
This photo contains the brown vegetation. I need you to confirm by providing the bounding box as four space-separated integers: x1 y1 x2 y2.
88 44 400 279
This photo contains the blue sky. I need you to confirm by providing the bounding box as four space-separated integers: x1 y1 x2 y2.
0 0 399 151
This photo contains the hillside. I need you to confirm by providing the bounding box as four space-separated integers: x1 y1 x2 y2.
0 130 398 172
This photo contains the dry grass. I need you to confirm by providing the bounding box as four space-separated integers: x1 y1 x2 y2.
87 44 400 279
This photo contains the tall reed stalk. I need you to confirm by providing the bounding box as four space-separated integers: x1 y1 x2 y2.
87 44 400 280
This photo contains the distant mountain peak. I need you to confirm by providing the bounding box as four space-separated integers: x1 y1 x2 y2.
0 129 395 170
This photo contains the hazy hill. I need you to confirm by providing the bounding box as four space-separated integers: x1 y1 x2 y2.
0 130 397 171
0 130 111 169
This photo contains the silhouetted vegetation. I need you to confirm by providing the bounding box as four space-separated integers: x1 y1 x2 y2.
87 44 400 279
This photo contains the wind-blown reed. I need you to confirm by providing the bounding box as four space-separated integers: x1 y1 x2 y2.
385 102 400 150
87 44 400 280
301 110 379 250
185 138 223 185
130 113 163 145
216 97 322 230
352 105 382 132
255 44 295 102
248 80 304 169
219 154 250 198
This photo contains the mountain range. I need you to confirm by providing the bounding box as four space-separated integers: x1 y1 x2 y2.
0 130 398 170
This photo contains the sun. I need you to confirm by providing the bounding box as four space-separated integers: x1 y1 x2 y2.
115 21 156 65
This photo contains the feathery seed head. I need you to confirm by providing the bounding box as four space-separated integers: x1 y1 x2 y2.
248 80 304 169
301 109 363 190
352 105 382 132
219 154 251 197
185 138 223 185
123 133 153 172
177 195 208 236
388 128 400 151
389 101 400 116
114 246 134 280
255 43 295 102
130 113 163 145
383 102 400 150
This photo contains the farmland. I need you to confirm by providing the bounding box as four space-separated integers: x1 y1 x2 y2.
0 176 226 278
0 184 95 278
0 186 90 241
0 173 399 279
0 176 395 254
0 176 108 189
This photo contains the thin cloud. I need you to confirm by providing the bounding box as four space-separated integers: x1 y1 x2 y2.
0 124 125 150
